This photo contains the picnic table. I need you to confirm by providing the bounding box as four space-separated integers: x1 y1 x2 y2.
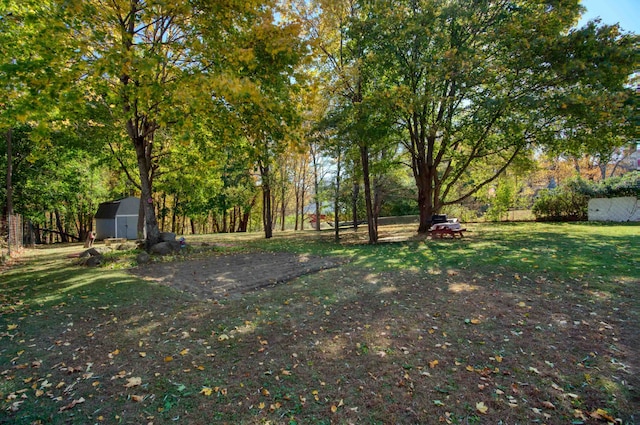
428 219 466 238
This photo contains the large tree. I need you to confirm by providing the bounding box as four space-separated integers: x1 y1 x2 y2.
37 0 296 245
362 0 638 232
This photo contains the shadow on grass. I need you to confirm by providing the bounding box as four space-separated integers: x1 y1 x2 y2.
1 222 638 424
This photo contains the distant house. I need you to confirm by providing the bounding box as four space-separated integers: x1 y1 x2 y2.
95 196 140 240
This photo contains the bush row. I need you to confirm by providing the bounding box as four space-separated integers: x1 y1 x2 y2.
532 172 639 221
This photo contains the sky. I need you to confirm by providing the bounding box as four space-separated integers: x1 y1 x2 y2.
577 0 640 34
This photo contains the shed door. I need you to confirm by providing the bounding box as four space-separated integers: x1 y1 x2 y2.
115 215 138 239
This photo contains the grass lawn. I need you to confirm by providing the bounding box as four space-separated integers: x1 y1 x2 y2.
1 222 638 424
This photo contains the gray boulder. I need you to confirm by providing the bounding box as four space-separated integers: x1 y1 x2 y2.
150 241 181 255
159 232 176 242
79 247 110 258
136 252 151 264
82 255 103 267
116 242 137 251
79 248 100 258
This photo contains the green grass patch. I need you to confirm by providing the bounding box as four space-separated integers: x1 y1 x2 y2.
1 223 638 424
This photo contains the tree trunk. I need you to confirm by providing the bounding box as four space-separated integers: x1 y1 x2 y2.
373 178 384 230
334 150 342 242
352 181 359 230
271 189 277 230
171 193 178 234
300 165 307 231
5 129 13 255
360 144 378 244
294 187 300 231
230 207 237 232
54 210 68 243
238 195 255 232
261 163 273 239
160 193 167 232
280 186 286 231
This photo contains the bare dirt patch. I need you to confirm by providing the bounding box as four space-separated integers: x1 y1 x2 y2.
129 251 348 299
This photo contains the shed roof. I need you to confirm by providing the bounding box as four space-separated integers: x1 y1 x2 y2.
95 197 140 219
95 200 122 219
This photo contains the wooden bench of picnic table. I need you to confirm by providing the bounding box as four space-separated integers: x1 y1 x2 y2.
428 223 467 239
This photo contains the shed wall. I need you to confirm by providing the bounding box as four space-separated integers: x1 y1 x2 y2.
96 218 115 240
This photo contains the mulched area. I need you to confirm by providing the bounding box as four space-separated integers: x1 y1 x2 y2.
129 252 349 300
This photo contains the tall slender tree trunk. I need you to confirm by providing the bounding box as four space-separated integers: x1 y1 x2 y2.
300 165 307 230
352 181 359 230
238 195 255 233
54 210 68 243
261 163 273 239
360 144 378 244
5 129 13 255
334 150 342 242
280 172 286 232
160 193 167 232
171 193 179 234
312 154 321 232
271 190 277 230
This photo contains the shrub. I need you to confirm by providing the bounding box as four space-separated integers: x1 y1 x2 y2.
532 177 589 221
532 172 640 221
592 171 640 198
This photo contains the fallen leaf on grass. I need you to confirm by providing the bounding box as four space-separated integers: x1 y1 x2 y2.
124 377 142 388
590 408 615 422
429 360 439 368
59 397 85 412
131 394 144 402
7 324 18 330
541 401 556 410
200 387 213 396
476 402 488 414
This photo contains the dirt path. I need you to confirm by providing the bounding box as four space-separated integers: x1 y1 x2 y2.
129 251 348 300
